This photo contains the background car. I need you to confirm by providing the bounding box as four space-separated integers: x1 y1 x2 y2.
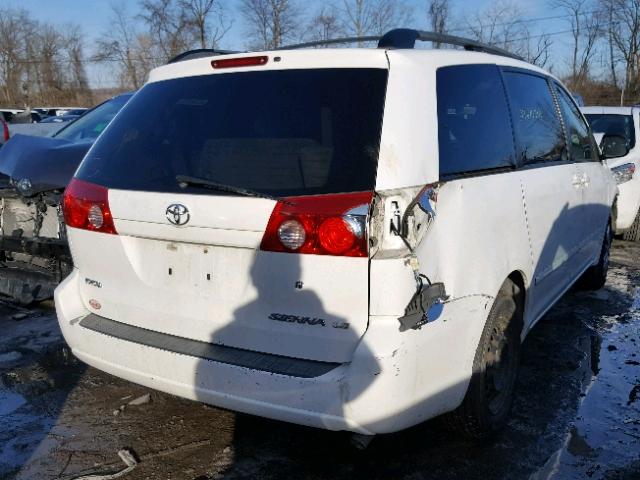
581 106 640 241
39 114 80 124
0 92 133 303
62 108 87 116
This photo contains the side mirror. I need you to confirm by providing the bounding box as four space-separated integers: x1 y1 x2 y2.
600 134 629 159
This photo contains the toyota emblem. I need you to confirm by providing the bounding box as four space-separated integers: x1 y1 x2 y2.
166 203 190 226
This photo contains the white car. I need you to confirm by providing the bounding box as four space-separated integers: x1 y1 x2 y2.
581 106 640 241
55 29 616 439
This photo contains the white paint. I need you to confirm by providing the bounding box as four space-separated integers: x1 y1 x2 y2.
56 46 616 434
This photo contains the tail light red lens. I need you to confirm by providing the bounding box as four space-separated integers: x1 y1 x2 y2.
260 192 372 257
2 119 9 142
211 56 268 69
63 178 117 234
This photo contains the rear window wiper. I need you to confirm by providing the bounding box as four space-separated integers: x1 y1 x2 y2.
176 175 293 205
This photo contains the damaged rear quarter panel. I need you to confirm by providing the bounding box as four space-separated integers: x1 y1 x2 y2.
410 173 532 366
375 51 440 192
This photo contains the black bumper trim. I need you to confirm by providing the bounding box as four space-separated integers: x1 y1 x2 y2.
0 235 70 261
79 314 341 379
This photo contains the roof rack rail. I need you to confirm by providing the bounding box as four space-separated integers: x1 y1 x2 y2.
168 48 240 64
379 29 523 60
278 28 523 61
276 36 381 50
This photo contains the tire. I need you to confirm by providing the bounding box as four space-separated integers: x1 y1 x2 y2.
579 222 612 291
444 280 523 440
623 209 640 242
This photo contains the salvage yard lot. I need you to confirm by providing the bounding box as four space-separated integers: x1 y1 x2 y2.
1 241 639 480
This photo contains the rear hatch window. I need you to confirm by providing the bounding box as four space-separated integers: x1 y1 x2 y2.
76 68 388 197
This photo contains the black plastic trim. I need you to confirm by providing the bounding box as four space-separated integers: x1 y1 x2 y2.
0 235 70 261
79 314 342 379
168 49 240 64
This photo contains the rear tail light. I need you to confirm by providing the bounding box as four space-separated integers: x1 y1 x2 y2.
260 192 373 257
611 163 635 184
63 178 117 234
2 120 9 142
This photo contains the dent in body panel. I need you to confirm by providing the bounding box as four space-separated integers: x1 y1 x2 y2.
408 173 532 358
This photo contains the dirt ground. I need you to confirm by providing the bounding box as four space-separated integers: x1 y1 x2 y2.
1 241 639 480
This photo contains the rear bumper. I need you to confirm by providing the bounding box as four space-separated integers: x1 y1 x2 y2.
55 269 488 434
615 177 640 231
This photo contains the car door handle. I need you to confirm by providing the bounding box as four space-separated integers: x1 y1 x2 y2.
572 172 589 188
572 174 583 188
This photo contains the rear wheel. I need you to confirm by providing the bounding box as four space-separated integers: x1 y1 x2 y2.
623 209 640 242
579 222 612 290
445 280 523 439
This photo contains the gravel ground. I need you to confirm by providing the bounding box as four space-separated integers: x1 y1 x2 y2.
1 241 639 480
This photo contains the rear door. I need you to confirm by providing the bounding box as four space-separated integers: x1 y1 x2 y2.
70 65 389 363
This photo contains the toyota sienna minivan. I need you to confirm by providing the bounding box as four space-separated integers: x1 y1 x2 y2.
55 29 617 439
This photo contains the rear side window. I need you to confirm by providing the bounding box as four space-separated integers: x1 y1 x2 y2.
584 113 636 150
554 85 596 162
76 69 388 197
436 64 516 177
502 71 566 164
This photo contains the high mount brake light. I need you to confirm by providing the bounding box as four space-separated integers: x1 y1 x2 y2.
63 178 117 234
260 192 372 257
211 56 268 69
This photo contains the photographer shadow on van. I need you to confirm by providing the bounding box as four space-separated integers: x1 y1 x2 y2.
193 250 381 466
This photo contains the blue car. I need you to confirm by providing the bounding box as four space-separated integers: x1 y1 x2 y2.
0 92 134 303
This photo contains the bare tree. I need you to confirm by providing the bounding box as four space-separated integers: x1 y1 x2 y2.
428 0 450 48
608 0 640 97
95 3 149 89
65 26 91 98
0 8 96 106
179 0 232 49
550 0 602 88
464 0 552 67
605 0 619 86
139 0 194 60
0 8 31 105
341 0 411 39
37 25 65 95
519 32 553 68
240 0 300 49
307 5 344 44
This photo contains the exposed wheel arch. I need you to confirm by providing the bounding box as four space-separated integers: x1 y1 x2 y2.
444 274 524 439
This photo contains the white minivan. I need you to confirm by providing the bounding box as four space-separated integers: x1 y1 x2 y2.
581 106 640 241
55 29 616 439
